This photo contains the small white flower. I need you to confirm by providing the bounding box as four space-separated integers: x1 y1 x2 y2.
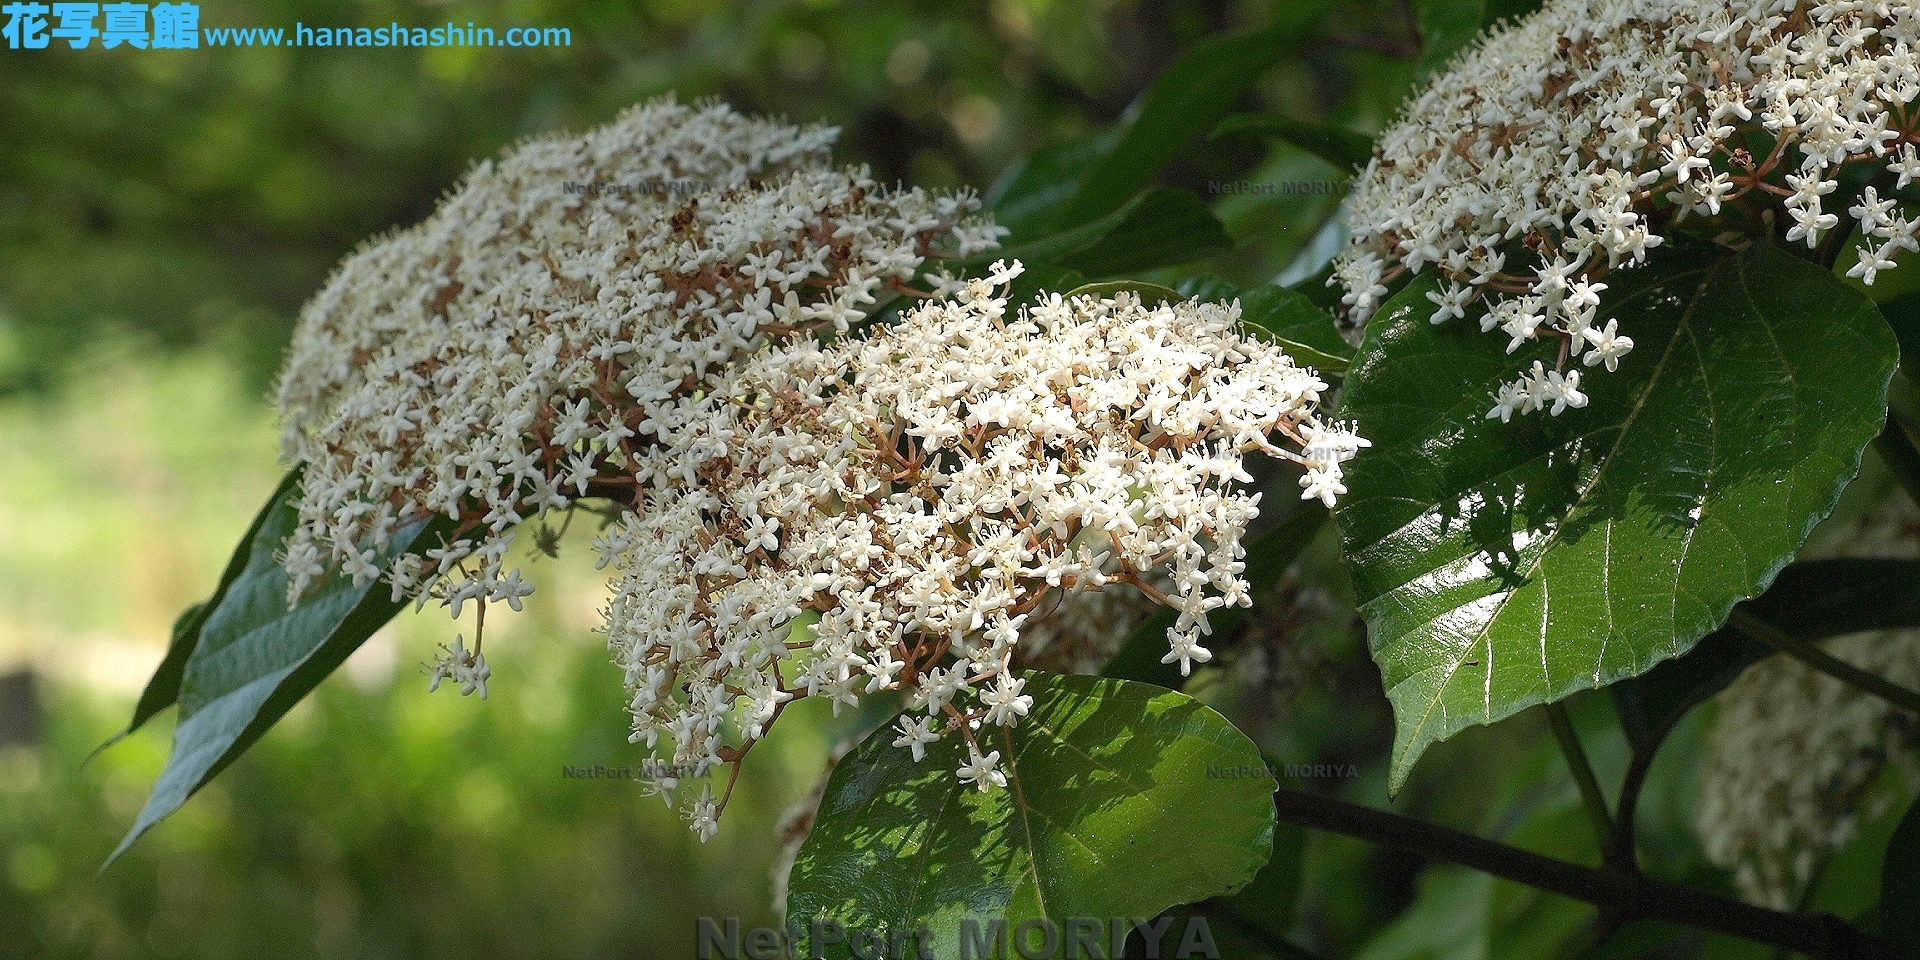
980 675 1034 727
1851 187 1899 235
983 259 1024 287
956 748 1007 792
863 646 905 694
892 715 942 762
688 785 720 843
1891 144 1920 189
1426 282 1473 324
1849 244 1901 285
1581 319 1634 372
1542 368 1588 416
1299 468 1347 509
916 666 962 716
1160 633 1214 676
489 569 534 612
426 635 490 699
1486 379 1528 423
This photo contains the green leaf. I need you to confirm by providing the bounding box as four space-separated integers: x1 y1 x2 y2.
1049 11 1325 230
1612 558 1920 754
1209 816 1308 942
785 672 1277 959
1879 293 1920 374
1413 0 1487 77
1143 821 1311 960
1238 286 1356 374
1211 114 1374 174
1879 293 1920 381
1173 275 1246 304
987 131 1121 242
108 480 450 865
1006 263 1087 314
1873 410 1920 513
987 188 1230 279
1336 241 1897 793
1101 501 1328 687
1053 190 1229 277
120 469 305 741
1884 797 1920 958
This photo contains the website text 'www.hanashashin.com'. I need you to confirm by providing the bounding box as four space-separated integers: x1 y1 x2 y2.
1 2 569 50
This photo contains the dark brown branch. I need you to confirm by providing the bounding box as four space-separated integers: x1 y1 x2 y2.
1272 787 1897 959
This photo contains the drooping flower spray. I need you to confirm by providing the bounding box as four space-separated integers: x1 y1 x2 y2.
273 96 1363 837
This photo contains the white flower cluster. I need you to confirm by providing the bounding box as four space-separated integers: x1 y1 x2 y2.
270 96 1362 840
595 263 1364 835
1336 0 1920 420
274 96 1000 648
426 635 491 699
1698 491 1920 908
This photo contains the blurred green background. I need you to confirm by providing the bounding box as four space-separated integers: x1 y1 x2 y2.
9 1 1878 957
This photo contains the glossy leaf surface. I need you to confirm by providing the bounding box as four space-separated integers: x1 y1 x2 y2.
111 481 447 863
787 672 1277 959
1336 241 1897 791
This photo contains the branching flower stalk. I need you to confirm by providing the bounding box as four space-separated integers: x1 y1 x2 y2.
274 95 1001 696
597 262 1365 836
1336 0 1920 420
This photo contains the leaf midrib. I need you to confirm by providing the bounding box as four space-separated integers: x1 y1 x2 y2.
1394 260 1720 758
900 696 1199 931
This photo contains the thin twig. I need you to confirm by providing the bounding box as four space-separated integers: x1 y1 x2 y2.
1270 787 1897 958
1544 702 1620 866
1727 607 1920 716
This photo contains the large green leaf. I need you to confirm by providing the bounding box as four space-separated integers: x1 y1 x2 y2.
1336 241 1897 792
1048 10 1325 230
985 188 1229 279
1145 816 1309 959
1239 285 1356 374
1210 113 1375 175
1172 276 1356 374
109 481 449 864
1877 293 1920 382
785 672 1277 959
987 131 1121 242
115 469 304 744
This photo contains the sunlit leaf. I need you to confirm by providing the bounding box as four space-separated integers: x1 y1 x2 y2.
109 481 449 864
1337 241 1897 792
787 672 1277 959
